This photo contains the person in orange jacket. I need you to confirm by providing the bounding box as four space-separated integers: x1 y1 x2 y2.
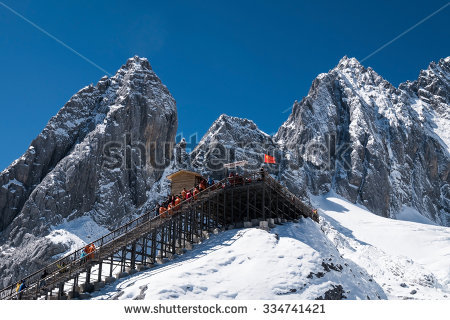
181 188 187 200
193 186 200 200
159 205 167 218
174 196 181 211
84 244 91 259
89 243 96 260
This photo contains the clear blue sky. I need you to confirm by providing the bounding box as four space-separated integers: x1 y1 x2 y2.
0 0 449 170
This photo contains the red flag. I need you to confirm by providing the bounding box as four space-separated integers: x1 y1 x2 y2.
264 154 276 164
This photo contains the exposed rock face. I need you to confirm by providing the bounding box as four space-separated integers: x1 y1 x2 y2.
190 114 279 178
192 57 449 226
0 56 177 288
275 56 449 225
315 284 347 300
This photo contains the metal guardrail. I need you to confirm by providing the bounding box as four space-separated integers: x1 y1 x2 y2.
0 169 317 299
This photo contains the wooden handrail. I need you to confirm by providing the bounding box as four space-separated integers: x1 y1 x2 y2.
0 169 317 299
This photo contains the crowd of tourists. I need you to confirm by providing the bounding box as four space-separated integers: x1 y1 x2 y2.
155 170 265 219
157 176 215 218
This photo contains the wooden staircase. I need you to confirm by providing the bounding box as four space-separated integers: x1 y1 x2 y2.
0 170 318 300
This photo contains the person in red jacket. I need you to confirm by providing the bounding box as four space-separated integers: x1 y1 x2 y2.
193 186 200 200
181 188 187 200
199 179 207 191
186 190 192 202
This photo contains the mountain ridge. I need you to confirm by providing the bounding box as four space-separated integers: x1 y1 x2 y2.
0 55 448 291
192 56 449 226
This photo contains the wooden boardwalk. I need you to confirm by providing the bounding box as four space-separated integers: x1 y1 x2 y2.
0 170 318 300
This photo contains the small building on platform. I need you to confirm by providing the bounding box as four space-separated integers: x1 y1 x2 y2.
166 170 205 196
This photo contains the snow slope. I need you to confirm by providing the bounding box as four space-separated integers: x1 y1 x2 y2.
312 193 450 299
45 216 110 259
92 219 385 300
85 194 450 300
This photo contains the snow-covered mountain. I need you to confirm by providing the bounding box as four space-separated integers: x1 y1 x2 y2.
276 56 449 226
0 55 448 298
192 57 449 227
0 56 177 288
190 114 278 178
90 194 449 300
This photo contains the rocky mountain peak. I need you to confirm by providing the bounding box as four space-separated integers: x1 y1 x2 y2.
122 55 153 72
216 114 259 130
0 56 178 288
399 56 449 152
203 114 270 144
411 56 449 102
272 56 449 226
190 114 275 177
336 56 364 70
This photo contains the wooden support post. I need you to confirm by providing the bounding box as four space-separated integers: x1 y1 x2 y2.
216 193 219 227
121 247 126 273
58 282 64 300
98 260 103 282
254 188 257 219
192 209 196 241
178 214 183 248
141 237 147 265
130 242 136 269
231 189 234 224
199 204 203 234
239 188 243 222
167 222 172 255
262 183 266 220
86 267 91 284
187 211 192 243
208 199 211 230
160 226 165 260
73 275 78 296
183 211 188 247
223 190 227 224
269 185 272 218
109 255 113 277
151 231 157 262
198 205 202 234
246 186 250 221
276 192 279 217
171 219 176 254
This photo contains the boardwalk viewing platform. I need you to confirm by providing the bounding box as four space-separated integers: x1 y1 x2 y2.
0 170 318 300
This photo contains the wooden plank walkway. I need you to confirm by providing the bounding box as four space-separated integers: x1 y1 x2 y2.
0 170 318 300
